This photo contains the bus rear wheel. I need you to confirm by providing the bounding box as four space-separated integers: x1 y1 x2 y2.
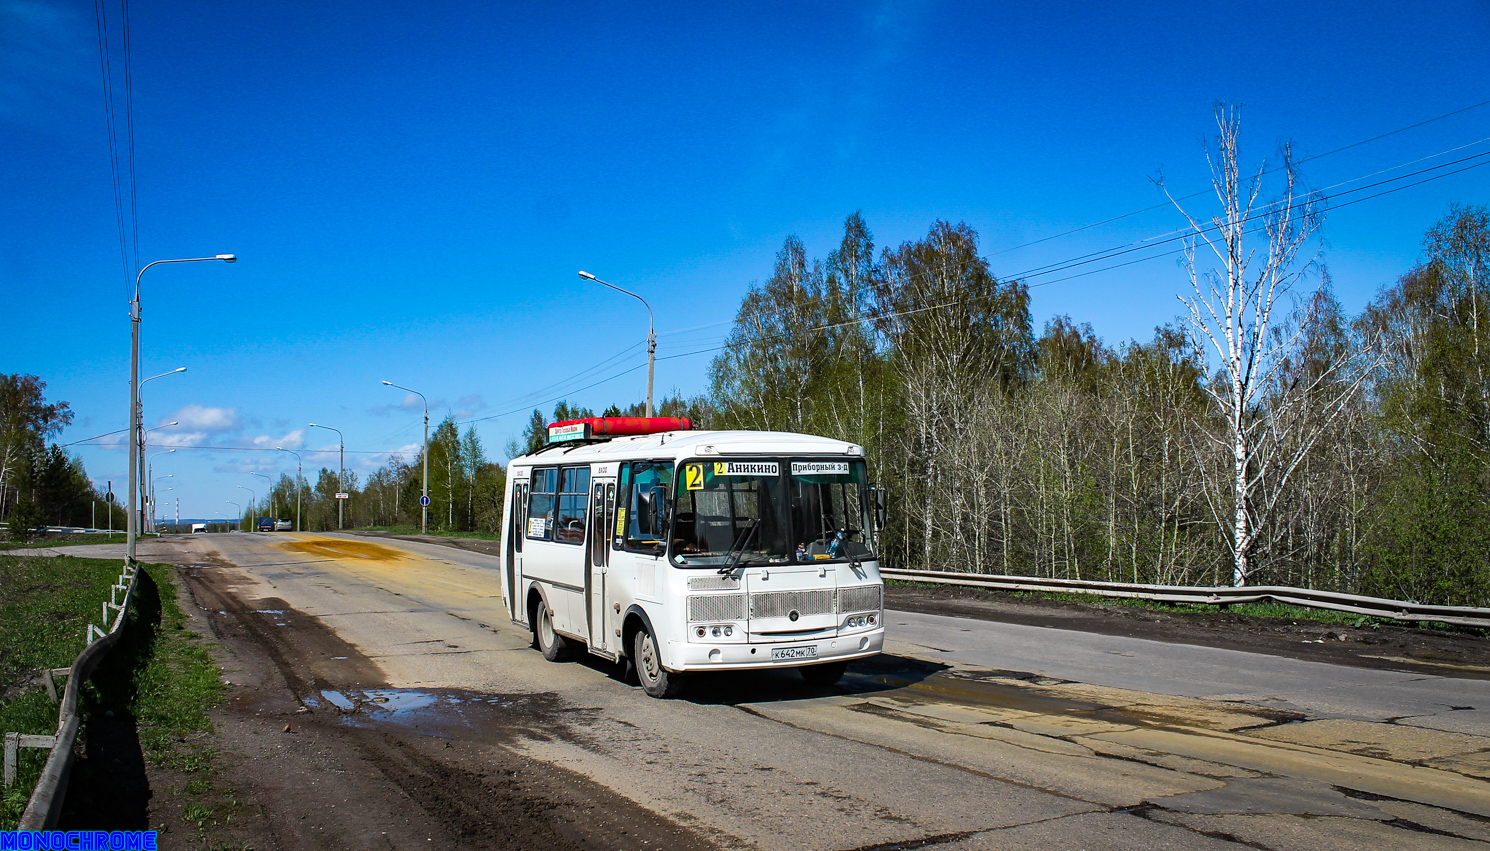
633 627 685 698
535 603 578 662
799 660 848 686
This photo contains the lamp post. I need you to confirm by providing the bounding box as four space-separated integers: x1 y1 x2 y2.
578 271 656 417
137 364 182 534
276 447 302 532
249 471 273 524
236 485 255 530
224 501 241 532
381 381 429 533
128 255 233 566
151 474 173 532
142 435 176 534
309 423 345 529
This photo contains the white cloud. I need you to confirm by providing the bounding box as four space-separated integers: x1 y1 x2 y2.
168 404 240 433
248 429 305 450
152 431 209 448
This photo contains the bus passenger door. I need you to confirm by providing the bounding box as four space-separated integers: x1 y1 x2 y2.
588 479 616 655
509 481 528 623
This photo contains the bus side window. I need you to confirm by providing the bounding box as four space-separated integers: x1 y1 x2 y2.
555 466 590 545
622 461 674 553
527 468 557 541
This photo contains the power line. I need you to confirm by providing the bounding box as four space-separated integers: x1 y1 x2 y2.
120 0 139 271
92 0 128 286
986 98 1490 259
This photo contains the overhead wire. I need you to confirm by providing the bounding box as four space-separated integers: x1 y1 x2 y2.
986 98 1490 259
92 0 129 289
120 0 139 271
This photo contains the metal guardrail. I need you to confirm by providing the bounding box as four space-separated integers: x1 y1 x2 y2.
880 568 1490 630
5 561 141 830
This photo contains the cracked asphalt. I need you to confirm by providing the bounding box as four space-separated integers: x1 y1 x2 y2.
20 532 1490 849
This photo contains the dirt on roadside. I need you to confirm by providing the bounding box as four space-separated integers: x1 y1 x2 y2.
140 556 716 851
885 582 1490 680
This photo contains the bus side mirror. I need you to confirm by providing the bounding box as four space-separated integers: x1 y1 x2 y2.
870 484 887 531
639 487 668 538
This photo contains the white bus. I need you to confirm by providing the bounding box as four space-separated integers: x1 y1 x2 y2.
500 417 886 698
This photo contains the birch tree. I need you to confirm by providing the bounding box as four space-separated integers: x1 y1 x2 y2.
1165 105 1358 586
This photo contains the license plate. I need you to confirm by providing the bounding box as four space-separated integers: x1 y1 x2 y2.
771 645 818 660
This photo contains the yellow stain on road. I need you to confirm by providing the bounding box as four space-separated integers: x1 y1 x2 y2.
271 534 505 610
280 538 408 562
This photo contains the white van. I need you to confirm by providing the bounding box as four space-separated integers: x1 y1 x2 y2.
190 523 208 534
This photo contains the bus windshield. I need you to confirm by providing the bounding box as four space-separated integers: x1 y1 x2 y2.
671 459 873 567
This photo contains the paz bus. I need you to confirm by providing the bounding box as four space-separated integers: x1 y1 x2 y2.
499 417 886 698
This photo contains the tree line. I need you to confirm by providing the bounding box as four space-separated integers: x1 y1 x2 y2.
702 189 1487 604
8 113 1486 605
0 375 126 540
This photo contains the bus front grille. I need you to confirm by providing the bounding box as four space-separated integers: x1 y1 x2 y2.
750 589 835 620
688 575 741 591
688 594 747 623
837 585 882 614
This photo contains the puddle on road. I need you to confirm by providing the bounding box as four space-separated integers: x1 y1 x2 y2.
301 686 589 744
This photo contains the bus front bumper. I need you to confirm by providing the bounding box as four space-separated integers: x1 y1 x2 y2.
668 628 884 672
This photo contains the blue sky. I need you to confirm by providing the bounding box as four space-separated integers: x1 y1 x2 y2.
2 0 1488 520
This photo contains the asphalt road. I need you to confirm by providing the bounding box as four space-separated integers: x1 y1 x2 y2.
35 533 1490 849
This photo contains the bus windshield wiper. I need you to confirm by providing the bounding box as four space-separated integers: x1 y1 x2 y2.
718 518 760 575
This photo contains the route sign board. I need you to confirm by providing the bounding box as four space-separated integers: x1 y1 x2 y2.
419 495 431 506
335 492 350 499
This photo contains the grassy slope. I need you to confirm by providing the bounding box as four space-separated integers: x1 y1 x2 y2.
0 555 123 825
0 556 223 829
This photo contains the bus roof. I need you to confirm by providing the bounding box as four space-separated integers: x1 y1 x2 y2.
509 429 864 470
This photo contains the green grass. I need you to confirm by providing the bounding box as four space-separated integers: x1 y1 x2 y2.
0 556 225 829
357 524 503 542
0 555 127 827
0 534 139 550
882 578 1466 632
118 565 225 771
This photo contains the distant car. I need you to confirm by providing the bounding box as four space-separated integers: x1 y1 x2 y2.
274 520 292 531
191 523 208 534
257 518 274 532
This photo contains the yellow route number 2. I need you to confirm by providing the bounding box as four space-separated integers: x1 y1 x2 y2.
684 463 705 491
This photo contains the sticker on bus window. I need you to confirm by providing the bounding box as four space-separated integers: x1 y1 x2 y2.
715 461 779 476
527 516 547 537
615 507 627 537
791 461 850 475
684 464 704 490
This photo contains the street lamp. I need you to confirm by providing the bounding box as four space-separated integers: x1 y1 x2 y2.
142 440 176 534
128 255 233 566
579 271 656 417
225 501 241 532
276 447 302 532
309 423 345 530
382 380 429 533
249 471 273 524
151 474 173 532
236 485 255 530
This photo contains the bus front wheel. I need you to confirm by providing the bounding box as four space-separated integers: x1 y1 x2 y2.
535 604 578 662
632 627 685 698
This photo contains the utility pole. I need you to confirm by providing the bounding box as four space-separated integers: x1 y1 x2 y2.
381 382 429 533
579 271 657 416
310 423 346 529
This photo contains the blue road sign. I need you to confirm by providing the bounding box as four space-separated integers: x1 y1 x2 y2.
420 495 431 507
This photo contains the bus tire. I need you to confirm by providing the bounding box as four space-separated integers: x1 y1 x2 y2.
535 603 578 662
799 660 848 686
632 626 685 698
